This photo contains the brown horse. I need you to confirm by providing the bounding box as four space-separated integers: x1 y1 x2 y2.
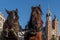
29 32 42 40
1 9 22 40
25 5 43 40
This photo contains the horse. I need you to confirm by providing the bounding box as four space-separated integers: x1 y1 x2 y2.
25 6 43 40
1 9 22 40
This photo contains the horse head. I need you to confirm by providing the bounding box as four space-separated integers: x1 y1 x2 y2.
5 9 19 24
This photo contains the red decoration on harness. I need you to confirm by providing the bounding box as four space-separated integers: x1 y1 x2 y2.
34 29 36 32
42 21 44 26
6 23 10 29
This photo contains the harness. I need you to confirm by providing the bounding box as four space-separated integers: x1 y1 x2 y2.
5 23 10 29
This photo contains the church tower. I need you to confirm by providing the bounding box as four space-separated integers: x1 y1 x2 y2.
46 8 52 40
52 15 59 40
46 8 59 40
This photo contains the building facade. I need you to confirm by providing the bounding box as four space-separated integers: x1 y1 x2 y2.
45 9 59 40
0 12 5 35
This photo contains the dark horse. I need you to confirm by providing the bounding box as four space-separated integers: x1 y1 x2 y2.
1 9 22 40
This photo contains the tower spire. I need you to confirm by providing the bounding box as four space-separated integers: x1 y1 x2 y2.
53 15 58 21
46 8 52 21
54 15 56 19
48 7 50 14
46 8 51 17
46 8 52 40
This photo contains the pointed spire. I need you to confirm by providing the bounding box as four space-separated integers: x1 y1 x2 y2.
54 15 56 19
46 8 51 17
46 8 52 21
54 15 58 21
48 8 50 14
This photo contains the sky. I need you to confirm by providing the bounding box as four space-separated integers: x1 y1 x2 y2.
0 0 60 35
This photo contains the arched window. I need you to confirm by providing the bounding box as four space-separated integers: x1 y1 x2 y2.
51 35 56 40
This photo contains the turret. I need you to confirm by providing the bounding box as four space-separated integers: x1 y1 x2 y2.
46 8 51 21
46 8 52 40
52 15 59 40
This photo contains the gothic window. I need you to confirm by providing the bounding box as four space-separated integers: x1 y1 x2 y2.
52 23 55 29
52 30 55 35
51 35 56 40
52 26 55 29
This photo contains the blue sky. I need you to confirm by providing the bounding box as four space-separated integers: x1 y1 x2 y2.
0 0 60 35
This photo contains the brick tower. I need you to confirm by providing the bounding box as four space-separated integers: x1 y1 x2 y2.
52 15 59 40
46 8 59 40
46 9 52 40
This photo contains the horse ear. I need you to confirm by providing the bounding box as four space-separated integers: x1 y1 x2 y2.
16 8 18 13
5 9 10 14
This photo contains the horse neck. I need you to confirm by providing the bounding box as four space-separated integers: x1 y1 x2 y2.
12 19 22 31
